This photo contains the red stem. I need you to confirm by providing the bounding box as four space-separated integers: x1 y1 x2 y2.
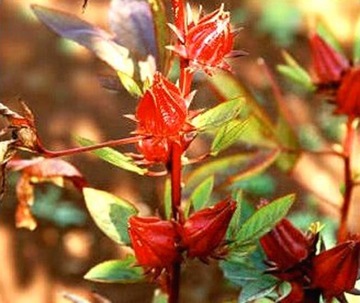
338 117 356 242
41 135 146 158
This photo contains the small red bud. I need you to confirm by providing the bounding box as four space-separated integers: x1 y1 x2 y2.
136 72 187 137
311 240 360 299
260 219 312 271
335 67 360 117
181 198 236 259
128 216 180 269
136 137 170 163
170 5 235 72
310 33 349 84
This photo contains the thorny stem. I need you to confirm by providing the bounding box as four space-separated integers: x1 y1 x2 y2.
338 117 356 242
41 135 147 158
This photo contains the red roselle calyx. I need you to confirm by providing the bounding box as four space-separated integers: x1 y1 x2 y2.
128 216 180 269
169 4 239 73
181 198 237 259
136 72 187 138
335 67 360 117
311 239 360 299
310 33 349 85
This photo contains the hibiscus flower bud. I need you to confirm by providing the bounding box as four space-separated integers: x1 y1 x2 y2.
181 198 236 259
311 240 360 299
136 137 170 163
170 4 235 72
310 33 349 84
136 72 187 137
128 216 180 269
335 67 360 117
260 218 313 271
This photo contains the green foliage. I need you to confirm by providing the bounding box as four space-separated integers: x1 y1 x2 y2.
84 255 144 283
192 97 244 130
211 119 249 156
230 174 275 197
185 175 214 216
117 71 143 98
83 187 138 245
32 186 86 227
76 137 147 175
234 194 295 245
277 51 314 91
258 0 301 46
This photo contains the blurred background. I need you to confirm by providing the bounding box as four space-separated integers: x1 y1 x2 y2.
1 0 360 302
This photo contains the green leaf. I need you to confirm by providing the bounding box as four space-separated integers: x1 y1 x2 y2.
354 16 360 63
228 190 242 238
76 137 147 175
316 22 344 55
84 255 144 283
235 194 295 245
211 119 249 155
238 275 278 303
148 0 171 75
191 98 244 130
186 175 214 216
117 71 143 98
152 290 168 303
185 150 279 191
83 187 138 244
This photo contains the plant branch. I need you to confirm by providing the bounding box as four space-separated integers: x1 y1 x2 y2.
338 117 356 242
41 135 147 158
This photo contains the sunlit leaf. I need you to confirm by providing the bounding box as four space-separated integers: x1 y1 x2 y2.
32 5 134 76
211 119 249 155
185 175 214 216
109 0 157 61
76 137 147 175
277 51 314 90
84 255 144 283
316 22 345 55
191 97 244 130
83 187 138 244
117 71 143 98
235 194 295 245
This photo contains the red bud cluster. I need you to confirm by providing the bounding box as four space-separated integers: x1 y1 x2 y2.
128 198 236 270
260 219 360 302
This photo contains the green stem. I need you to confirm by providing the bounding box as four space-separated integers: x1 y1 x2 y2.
338 117 356 242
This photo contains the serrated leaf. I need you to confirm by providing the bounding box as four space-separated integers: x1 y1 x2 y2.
84 255 144 283
238 275 278 303
83 187 138 244
235 194 295 245
148 0 171 74
185 175 214 216
31 5 134 76
76 137 147 175
211 119 249 156
191 98 244 130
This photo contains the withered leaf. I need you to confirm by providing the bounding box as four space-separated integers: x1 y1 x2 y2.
8 158 87 230
0 139 16 200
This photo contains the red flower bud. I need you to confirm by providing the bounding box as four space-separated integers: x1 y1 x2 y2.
335 67 360 117
170 4 235 72
310 33 349 84
311 240 360 299
181 198 236 259
128 216 180 269
136 72 187 137
260 219 313 271
136 137 170 163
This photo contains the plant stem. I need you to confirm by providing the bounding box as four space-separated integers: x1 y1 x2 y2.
42 135 146 158
338 117 356 242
